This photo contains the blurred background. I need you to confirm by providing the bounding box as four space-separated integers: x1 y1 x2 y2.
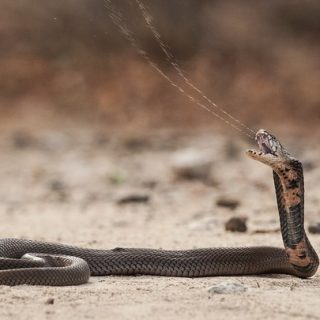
1 2 320 317
0 0 319 131
0 0 320 227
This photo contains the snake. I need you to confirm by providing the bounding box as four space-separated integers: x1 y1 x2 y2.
0 129 318 286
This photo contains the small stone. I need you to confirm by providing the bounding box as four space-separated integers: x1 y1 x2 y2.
12 131 36 149
303 160 315 172
47 179 68 202
117 194 150 205
216 198 240 210
308 223 320 234
49 180 65 191
225 216 247 232
123 137 150 151
208 282 247 294
45 298 55 305
252 227 280 234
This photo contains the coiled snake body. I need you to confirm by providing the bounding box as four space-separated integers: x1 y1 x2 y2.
0 129 318 285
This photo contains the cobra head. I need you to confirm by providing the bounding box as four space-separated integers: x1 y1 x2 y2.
246 129 293 170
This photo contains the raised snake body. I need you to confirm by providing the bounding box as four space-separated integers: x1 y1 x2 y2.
0 129 318 285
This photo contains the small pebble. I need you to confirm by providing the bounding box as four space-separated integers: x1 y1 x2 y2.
303 160 315 172
308 223 320 234
45 298 55 305
216 198 240 210
225 216 247 232
12 131 36 149
47 179 68 202
123 137 150 151
252 228 280 234
117 194 150 205
49 180 65 191
208 282 247 294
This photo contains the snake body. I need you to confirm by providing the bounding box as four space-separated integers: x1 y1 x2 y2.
0 129 318 285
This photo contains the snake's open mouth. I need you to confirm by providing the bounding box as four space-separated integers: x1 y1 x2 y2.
259 142 273 155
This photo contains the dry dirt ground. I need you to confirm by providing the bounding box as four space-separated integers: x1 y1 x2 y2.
0 124 319 320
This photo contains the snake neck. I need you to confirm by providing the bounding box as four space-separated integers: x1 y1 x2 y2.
273 160 319 277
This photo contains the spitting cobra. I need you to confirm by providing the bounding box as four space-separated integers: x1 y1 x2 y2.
0 129 318 286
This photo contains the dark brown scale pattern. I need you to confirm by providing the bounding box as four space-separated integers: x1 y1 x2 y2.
274 161 305 248
273 159 318 276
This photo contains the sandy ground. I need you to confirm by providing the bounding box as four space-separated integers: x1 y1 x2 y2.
0 125 319 320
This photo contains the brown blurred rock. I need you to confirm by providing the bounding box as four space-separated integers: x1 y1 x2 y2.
45 298 55 305
12 131 36 149
308 223 320 234
123 137 151 151
225 217 247 233
117 194 150 205
303 160 316 172
47 179 68 202
216 198 240 210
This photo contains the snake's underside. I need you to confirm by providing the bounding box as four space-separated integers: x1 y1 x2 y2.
0 129 318 285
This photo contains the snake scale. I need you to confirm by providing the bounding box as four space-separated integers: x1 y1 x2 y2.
0 129 318 285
